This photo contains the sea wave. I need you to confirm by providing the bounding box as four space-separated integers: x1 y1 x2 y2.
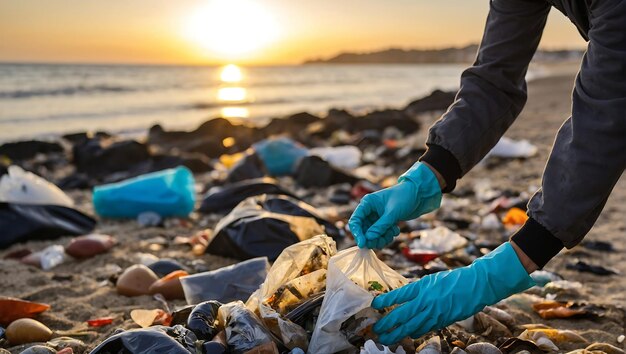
0 84 133 99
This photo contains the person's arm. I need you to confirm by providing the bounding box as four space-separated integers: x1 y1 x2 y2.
420 0 550 192
513 0 626 269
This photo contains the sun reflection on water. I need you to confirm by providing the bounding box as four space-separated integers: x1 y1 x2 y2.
218 64 249 118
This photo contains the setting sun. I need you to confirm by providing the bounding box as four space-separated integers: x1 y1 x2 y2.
182 0 280 59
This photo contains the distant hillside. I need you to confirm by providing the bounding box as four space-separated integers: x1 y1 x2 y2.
303 45 584 64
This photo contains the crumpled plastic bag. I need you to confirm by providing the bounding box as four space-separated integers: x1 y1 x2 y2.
247 235 337 349
181 257 270 305
206 194 339 261
408 226 468 255
0 166 74 207
89 326 196 354
360 339 406 354
200 177 297 214
0 202 96 249
218 301 274 354
308 247 408 354
486 137 538 158
253 137 308 176
309 145 362 170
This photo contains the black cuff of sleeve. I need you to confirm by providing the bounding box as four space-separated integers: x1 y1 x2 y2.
510 217 564 269
419 144 462 193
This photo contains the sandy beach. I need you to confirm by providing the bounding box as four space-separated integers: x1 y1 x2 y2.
0 65 624 353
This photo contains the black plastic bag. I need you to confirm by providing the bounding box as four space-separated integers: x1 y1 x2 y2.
206 194 340 261
226 152 267 183
294 155 358 187
200 177 297 214
89 326 194 354
0 203 96 249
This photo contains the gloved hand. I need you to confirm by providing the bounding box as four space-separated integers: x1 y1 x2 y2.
348 162 442 249
372 242 535 345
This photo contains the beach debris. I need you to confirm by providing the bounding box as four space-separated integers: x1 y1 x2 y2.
0 140 63 161
226 151 268 183
181 257 269 305
130 309 171 328
86 317 114 327
530 270 563 287
501 207 528 227
401 247 439 265
543 280 583 297
93 166 195 218
518 329 560 352
206 194 338 261
201 330 228 354
200 177 297 214
294 155 359 188
408 226 468 255
0 166 73 206
497 337 541 353
584 343 624 354
16 345 56 354
309 247 407 353
0 298 50 326
482 306 516 329
566 260 618 276
415 336 441 354
147 258 188 278
89 327 192 354
116 264 159 297
64 234 116 258
465 342 502 354
218 301 274 354
5 318 52 345
531 300 589 319
242 341 280 354
520 328 587 346
309 145 362 170
360 339 406 354
46 337 86 353
149 270 188 300
186 300 222 340
618 334 625 344
0 203 95 249
137 211 162 227
581 240 615 252
253 137 308 176
486 137 537 159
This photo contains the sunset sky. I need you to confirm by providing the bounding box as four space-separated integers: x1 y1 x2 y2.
0 0 586 66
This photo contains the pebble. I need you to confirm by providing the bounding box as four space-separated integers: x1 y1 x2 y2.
6 318 53 345
65 234 116 258
147 259 188 278
116 264 159 296
617 334 624 344
148 270 188 300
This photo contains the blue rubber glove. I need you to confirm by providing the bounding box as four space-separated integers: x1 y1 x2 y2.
348 162 442 249
372 242 535 345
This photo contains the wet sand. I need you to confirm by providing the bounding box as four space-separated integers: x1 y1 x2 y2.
0 68 624 353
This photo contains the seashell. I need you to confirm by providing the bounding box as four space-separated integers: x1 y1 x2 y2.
482 306 516 329
116 264 159 297
526 329 588 344
585 343 624 354
148 270 188 300
518 329 559 352
450 349 467 354
46 336 86 352
0 297 50 326
498 337 541 353
473 312 512 338
65 234 116 258
417 336 442 354
465 343 502 354
17 345 56 354
6 318 52 345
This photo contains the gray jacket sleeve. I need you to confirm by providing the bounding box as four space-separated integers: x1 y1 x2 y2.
521 0 626 251
420 0 550 189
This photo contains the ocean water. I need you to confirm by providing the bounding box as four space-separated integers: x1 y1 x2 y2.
0 63 469 142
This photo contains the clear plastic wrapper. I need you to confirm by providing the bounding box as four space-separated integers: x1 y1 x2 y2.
218 301 274 354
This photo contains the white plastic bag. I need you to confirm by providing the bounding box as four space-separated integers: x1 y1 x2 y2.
360 339 406 354
0 165 73 206
309 146 362 169
308 247 408 354
486 137 537 158
408 226 468 254
246 234 337 350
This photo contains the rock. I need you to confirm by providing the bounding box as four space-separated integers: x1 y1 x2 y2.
5 318 52 345
404 89 456 116
351 109 419 134
0 140 63 161
261 112 320 137
116 264 159 297
72 138 150 179
148 259 188 278
65 234 116 258
148 270 188 300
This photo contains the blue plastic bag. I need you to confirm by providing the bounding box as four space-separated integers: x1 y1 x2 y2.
253 137 308 176
93 166 195 218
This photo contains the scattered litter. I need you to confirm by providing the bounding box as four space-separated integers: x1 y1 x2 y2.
566 260 618 276
408 226 468 254
486 137 538 158
0 166 73 206
93 166 195 218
